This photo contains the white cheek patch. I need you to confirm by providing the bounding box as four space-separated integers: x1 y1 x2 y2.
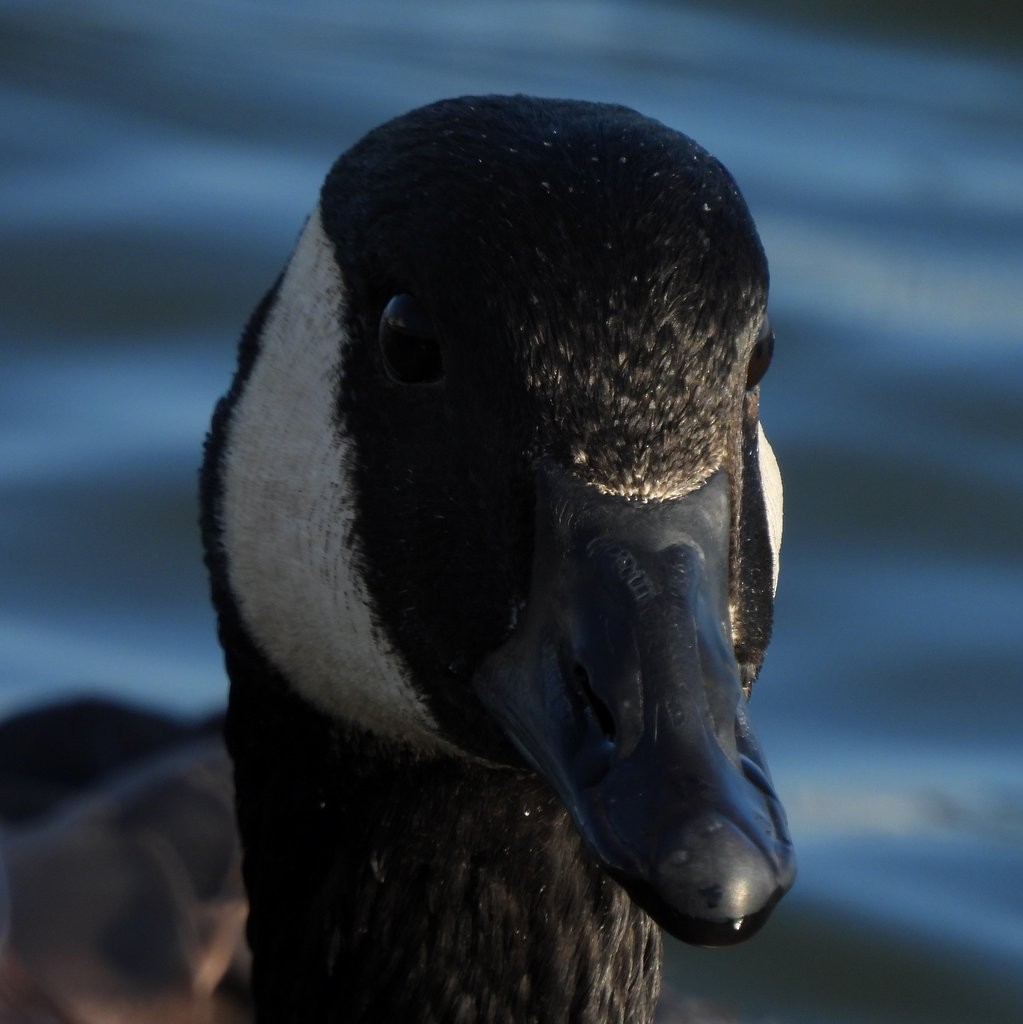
756 422 784 595
219 205 444 749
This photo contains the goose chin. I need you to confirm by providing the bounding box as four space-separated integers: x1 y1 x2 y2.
474 464 795 946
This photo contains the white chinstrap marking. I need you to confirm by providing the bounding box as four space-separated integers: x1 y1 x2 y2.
757 421 784 595
219 205 447 751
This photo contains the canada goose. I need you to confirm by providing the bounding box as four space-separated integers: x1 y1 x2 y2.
202 94 794 1023
0 698 250 1024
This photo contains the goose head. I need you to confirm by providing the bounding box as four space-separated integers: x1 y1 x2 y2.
203 95 794 956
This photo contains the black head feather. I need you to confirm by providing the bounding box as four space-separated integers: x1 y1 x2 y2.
317 96 769 751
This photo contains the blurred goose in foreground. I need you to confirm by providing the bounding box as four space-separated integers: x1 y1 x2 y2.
0 698 249 1024
201 94 794 1022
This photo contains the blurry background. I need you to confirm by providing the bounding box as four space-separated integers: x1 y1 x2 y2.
2 0 1021 1020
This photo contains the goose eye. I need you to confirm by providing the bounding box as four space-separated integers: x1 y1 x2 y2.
378 293 444 384
745 317 774 390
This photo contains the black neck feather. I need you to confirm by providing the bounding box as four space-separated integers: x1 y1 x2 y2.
224 647 662 1024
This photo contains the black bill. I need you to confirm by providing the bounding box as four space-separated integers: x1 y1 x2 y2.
474 463 795 946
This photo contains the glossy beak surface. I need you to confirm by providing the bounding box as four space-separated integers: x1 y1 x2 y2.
475 464 795 946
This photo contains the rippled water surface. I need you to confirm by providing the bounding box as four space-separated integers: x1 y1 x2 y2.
2 1 1021 1021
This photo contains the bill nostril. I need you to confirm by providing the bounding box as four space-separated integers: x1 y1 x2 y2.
573 661 616 741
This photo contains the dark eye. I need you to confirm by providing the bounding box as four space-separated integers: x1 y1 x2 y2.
378 293 444 384
745 316 774 390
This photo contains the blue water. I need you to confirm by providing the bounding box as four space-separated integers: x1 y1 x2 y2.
2 1 1021 1020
